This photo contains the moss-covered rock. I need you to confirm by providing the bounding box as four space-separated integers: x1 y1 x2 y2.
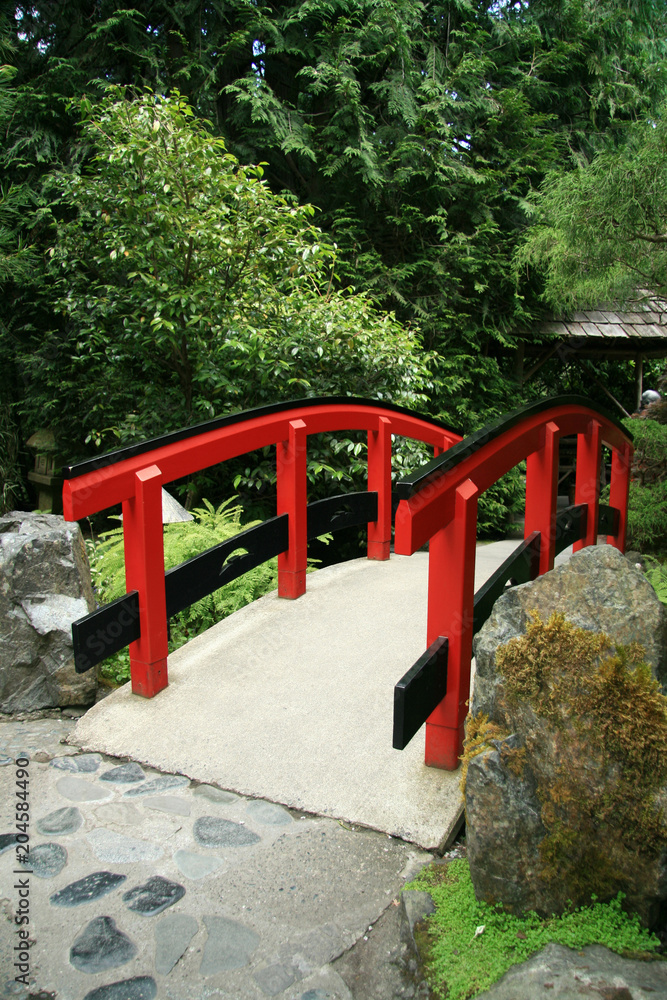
466 546 667 928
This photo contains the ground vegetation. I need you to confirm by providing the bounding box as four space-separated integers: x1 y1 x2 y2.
406 858 660 1000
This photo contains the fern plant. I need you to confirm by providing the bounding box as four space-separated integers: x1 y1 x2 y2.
644 556 667 606
87 498 281 684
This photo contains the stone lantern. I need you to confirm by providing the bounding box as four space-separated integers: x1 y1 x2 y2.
26 428 63 514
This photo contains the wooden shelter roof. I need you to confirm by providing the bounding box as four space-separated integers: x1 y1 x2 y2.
524 296 667 414
537 297 667 359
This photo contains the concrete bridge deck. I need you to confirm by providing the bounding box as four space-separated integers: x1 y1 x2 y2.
72 540 571 850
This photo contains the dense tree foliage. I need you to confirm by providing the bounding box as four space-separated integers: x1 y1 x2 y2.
0 52 38 512
29 89 432 459
2 1 667 511
215 0 667 345
517 110 667 312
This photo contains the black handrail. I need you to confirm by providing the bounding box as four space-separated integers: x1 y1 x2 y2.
62 396 460 480
395 395 632 500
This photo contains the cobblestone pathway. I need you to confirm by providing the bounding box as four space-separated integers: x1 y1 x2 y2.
0 715 433 1000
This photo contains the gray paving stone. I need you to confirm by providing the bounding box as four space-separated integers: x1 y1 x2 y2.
83 977 157 1000
154 913 199 974
285 923 344 969
36 806 83 836
20 842 67 878
0 833 19 855
122 875 185 916
172 849 224 880
94 802 143 827
200 915 260 975
50 753 102 773
87 828 164 863
0 719 76 762
142 795 190 816
123 775 189 797
300 992 331 1000
56 775 113 802
50 871 127 907
401 890 436 952
1 979 29 996
253 961 298 996
193 784 239 803
70 916 138 974
99 762 146 783
246 800 293 826
193 816 261 848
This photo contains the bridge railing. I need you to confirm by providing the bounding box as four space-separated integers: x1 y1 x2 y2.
62 397 461 698
391 395 633 771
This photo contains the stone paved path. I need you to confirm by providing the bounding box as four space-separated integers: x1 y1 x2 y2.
0 716 433 1000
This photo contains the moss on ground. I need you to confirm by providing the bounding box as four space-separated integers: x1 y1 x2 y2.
406 858 662 1000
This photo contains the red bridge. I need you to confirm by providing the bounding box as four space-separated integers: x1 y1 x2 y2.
63 395 632 772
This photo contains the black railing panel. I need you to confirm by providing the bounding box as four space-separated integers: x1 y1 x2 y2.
73 592 140 674
472 531 541 636
393 637 448 751
165 515 289 618
554 504 587 555
306 492 378 541
72 516 290 673
598 503 620 536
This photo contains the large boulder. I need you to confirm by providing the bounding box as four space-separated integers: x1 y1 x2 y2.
466 544 667 928
472 543 667 723
0 512 97 711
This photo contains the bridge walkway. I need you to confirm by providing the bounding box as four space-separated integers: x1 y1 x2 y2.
72 539 572 850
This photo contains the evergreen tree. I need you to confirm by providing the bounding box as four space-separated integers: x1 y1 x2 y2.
517 109 667 312
4 1 667 435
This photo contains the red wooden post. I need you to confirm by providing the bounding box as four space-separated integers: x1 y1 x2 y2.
433 431 452 459
574 419 601 552
608 441 632 552
367 415 392 560
424 478 479 770
524 420 559 575
123 465 168 697
277 418 308 598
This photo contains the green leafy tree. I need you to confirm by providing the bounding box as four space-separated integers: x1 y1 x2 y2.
23 88 433 461
218 0 667 357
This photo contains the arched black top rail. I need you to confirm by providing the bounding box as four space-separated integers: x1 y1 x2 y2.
62 396 460 480
395 395 631 500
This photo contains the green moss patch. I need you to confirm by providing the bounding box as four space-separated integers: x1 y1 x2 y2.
406 858 661 1000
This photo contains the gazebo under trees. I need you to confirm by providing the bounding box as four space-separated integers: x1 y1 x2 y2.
518 297 667 416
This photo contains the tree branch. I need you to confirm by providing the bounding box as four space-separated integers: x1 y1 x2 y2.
182 236 194 285
629 230 667 245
